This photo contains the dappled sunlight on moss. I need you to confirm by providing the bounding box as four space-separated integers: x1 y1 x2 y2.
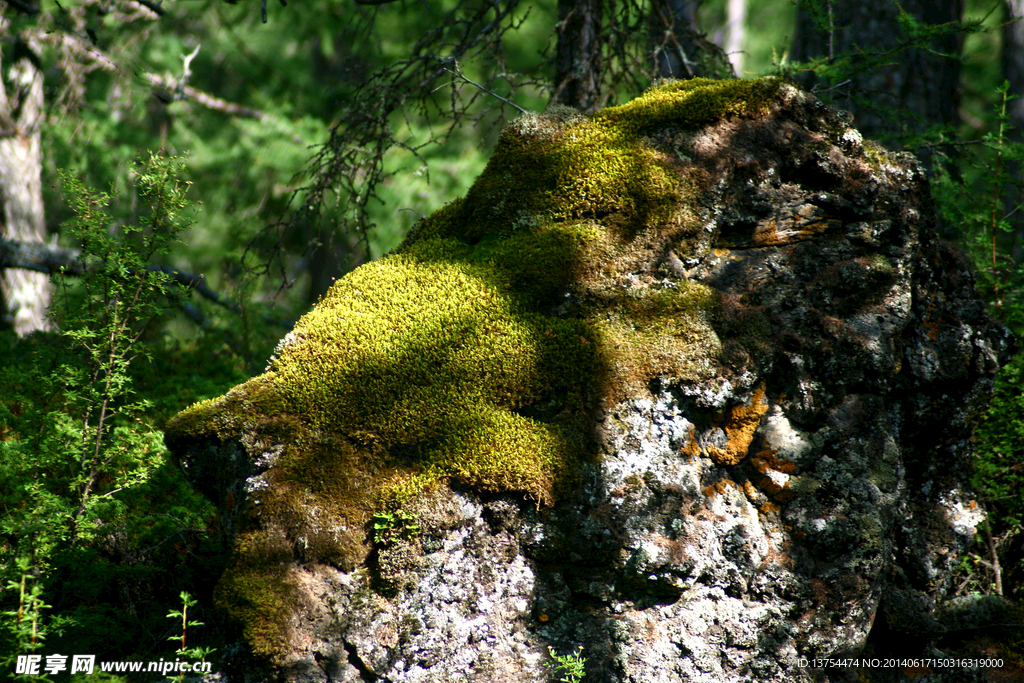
596 77 781 133
417 77 786 242
166 76 793 544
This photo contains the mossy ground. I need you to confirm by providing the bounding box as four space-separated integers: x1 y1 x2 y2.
165 77 787 662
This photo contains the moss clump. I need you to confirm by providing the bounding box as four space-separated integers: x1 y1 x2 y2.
598 284 723 399
417 77 787 242
166 77 788 663
172 235 604 506
596 77 782 133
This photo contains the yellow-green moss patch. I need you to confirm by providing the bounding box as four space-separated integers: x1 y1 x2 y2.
414 77 787 242
596 77 783 133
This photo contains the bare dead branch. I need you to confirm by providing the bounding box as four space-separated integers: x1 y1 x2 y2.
131 0 165 16
145 73 268 119
443 60 528 114
0 237 292 328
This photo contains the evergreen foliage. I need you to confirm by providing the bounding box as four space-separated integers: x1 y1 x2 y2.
925 81 1024 600
546 646 587 683
0 156 245 677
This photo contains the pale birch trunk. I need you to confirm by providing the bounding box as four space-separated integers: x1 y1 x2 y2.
724 0 747 75
0 34 51 335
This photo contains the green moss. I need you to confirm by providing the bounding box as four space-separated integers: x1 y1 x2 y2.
862 140 897 172
418 77 787 241
866 253 896 276
596 77 783 132
597 284 723 398
214 529 300 663
165 77 789 661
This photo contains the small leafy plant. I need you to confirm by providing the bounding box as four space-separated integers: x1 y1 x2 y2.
166 591 215 681
372 509 420 545
0 153 209 669
546 646 586 683
2 558 57 681
51 154 195 546
929 83 1024 600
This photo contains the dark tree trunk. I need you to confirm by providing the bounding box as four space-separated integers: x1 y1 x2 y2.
651 0 700 79
305 224 366 306
792 0 963 148
1003 0 1024 263
649 0 735 79
552 0 604 112
550 0 735 112
0 37 51 335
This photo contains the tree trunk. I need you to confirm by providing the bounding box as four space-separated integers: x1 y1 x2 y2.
792 0 963 149
650 0 735 79
1003 0 1024 263
305 223 366 306
724 0 747 75
651 0 699 79
0 37 51 335
552 0 604 112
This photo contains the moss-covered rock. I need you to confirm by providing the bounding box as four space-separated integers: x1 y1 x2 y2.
164 77 1016 681
167 79 784 659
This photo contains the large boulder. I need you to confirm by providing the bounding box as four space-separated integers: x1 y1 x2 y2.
165 78 1016 683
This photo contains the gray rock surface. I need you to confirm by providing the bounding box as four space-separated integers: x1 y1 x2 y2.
165 79 1016 683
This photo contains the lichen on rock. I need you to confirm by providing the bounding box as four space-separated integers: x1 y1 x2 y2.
164 78 1018 682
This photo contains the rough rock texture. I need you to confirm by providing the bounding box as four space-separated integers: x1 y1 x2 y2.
165 79 1016 683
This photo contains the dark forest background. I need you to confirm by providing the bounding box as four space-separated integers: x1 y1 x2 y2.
1 0 1023 678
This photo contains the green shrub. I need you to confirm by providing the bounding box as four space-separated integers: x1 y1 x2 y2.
0 154 233 676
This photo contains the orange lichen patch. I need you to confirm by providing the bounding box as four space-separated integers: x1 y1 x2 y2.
749 447 797 502
759 501 781 515
750 449 797 474
741 480 759 500
704 384 769 466
755 475 795 502
920 291 944 341
760 217 839 245
681 423 701 458
712 247 740 259
702 478 736 498
722 216 841 249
